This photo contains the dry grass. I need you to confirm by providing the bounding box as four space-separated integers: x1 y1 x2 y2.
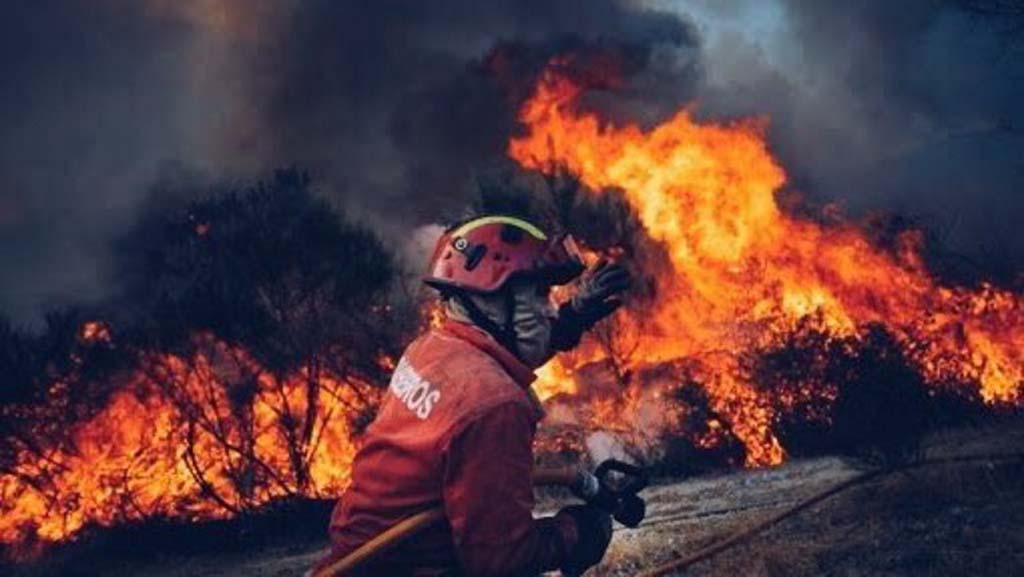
627 454 1024 577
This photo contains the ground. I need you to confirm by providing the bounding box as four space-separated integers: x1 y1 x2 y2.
15 422 1024 577
591 422 1024 576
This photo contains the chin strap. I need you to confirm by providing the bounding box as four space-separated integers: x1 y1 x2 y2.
450 290 520 359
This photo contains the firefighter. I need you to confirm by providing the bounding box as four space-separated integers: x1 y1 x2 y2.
315 215 631 577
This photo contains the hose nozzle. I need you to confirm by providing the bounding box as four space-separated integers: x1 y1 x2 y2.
569 459 648 528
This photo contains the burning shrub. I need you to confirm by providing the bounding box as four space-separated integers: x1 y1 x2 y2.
0 309 136 560
652 381 747 477
827 325 932 466
754 321 984 466
0 169 416 554
536 360 749 476
108 168 413 502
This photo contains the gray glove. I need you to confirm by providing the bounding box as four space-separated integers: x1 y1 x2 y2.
558 504 613 576
551 259 631 351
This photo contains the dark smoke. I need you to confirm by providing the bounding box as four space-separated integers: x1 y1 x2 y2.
1 0 1021 325
0 1 234 324
244 0 701 229
691 0 1024 283
0 0 700 324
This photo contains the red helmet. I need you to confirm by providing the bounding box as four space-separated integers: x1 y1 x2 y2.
424 215 585 294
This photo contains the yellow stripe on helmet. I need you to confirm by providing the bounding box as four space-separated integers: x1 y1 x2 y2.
451 215 547 240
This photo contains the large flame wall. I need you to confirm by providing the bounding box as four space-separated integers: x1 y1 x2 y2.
511 61 1022 465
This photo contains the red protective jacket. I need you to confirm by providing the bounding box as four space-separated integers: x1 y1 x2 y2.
314 320 577 577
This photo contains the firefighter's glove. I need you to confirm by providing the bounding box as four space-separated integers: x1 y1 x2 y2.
557 504 613 577
551 260 631 351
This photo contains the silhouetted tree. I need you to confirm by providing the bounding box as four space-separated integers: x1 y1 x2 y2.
115 168 401 372
110 167 411 503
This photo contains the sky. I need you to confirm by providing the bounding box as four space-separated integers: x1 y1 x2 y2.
1 0 1021 325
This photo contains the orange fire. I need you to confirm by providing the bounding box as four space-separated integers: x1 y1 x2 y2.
512 59 1022 466
0 334 369 554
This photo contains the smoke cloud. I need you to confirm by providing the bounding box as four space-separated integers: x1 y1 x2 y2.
1 0 1021 324
672 0 1024 280
0 0 260 323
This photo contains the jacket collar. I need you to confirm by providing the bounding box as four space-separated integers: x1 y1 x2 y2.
440 320 537 389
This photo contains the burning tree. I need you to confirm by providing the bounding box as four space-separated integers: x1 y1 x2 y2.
0 169 414 555
113 168 408 499
0 309 130 554
513 53 1022 470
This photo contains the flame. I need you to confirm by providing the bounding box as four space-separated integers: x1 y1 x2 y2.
0 334 369 553
512 60 1022 466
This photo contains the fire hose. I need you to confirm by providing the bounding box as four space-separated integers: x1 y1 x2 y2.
636 451 1024 577
311 459 648 577
314 450 1023 577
